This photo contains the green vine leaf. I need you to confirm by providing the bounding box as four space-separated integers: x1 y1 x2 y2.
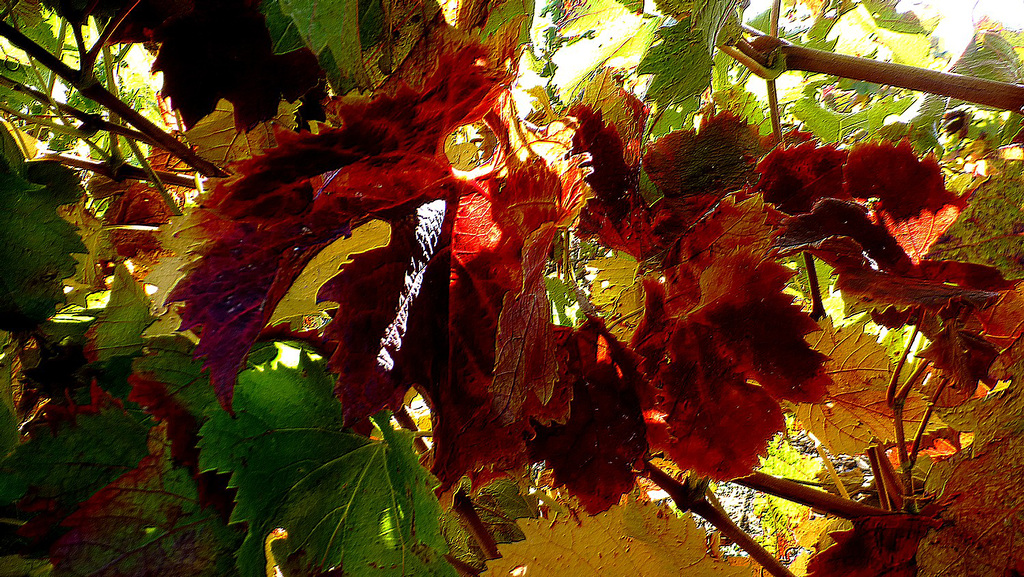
637 18 713 111
198 352 454 577
0 128 85 330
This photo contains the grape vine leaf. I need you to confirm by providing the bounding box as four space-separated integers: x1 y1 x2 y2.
50 425 241 577
169 44 512 409
928 158 1024 280
549 0 658 101
637 18 714 111
572 104 652 258
198 352 454 577
153 1 322 128
792 319 936 455
317 210 443 425
529 322 648 514
806 514 940 577
753 141 848 215
790 92 913 144
0 150 85 331
588 252 644 344
84 265 154 363
651 0 739 54
484 500 754 576
636 252 828 479
184 99 300 166
844 140 962 222
773 198 912 273
431 187 571 490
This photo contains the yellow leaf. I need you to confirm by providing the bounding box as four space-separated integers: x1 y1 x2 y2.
588 252 644 344
484 500 755 576
185 99 299 165
270 220 391 327
792 319 938 455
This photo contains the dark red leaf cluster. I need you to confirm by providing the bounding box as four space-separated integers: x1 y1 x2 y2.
634 254 828 479
528 322 648 514
169 42 511 409
152 1 322 129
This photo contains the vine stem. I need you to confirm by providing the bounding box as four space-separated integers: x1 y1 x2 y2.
803 252 825 321
815 445 850 499
643 464 794 577
0 75 156 145
726 33 1024 113
886 317 922 407
393 406 431 454
908 376 950 467
80 0 142 74
690 499 796 577
0 20 226 177
893 359 931 509
452 490 501 560
766 0 784 145
734 471 894 518
866 445 903 511
781 44 1024 111
38 152 199 188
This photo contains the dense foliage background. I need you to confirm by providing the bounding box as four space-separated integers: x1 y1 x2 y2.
1 0 1024 575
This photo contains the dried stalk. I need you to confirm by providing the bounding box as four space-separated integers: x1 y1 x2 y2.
734 471 893 518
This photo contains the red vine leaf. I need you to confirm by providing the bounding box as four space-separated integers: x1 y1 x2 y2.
529 322 648 514
844 140 963 222
773 198 912 273
754 140 848 214
642 320 785 479
691 254 829 402
572 104 652 258
169 42 509 409
880 205 961 265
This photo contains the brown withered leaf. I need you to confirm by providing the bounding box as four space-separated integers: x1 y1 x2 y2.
807 515 941 577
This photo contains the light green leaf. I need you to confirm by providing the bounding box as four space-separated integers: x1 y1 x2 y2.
638 18 714 109
790 91 913 143
278 0 372 91
551 0 659 101
652 0 739 54
927 158 1024 280
185 100 299 166
85 264 154 363
544 275 582 328
198 354 455 577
